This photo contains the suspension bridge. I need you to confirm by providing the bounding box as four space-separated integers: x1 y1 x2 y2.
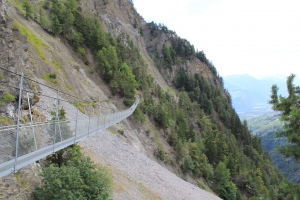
0 67 139 178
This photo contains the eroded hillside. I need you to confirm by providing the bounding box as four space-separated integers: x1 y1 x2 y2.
0 0 299 199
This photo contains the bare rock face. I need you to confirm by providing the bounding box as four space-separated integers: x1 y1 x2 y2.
0 2 40 117
0 164 41 199
91 0 144 31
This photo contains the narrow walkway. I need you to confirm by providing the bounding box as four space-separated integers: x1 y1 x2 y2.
0 67 139 178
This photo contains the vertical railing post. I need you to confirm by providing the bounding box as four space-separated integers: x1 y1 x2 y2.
27 92 37 151
109 110 111 125
13 73 24 173
74 98 79 144
56 90 62 142
53 90 59 153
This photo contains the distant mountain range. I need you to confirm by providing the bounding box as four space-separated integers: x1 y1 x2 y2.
224 74 289 119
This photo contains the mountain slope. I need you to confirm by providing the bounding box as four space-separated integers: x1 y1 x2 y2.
0 0 299 199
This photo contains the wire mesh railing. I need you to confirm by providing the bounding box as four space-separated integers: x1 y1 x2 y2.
0 66 139 177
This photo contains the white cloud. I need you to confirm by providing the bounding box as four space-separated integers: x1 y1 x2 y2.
134 0 300 78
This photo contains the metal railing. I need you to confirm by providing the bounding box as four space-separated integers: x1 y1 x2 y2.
0 67 139 177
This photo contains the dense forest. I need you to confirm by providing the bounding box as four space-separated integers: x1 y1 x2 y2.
12 0 300 199
248 113 300 184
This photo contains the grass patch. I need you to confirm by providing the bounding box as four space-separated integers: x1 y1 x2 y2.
14 20 50 65
2 93 15 102
0 116 12 125
43 73 57 83
197 180 212 192
52 60 61 70
0 92 16 106
66 84 72 91
73 101 97 113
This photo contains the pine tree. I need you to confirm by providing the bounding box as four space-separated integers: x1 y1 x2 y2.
23 0 33 19
163 44 173 69
183 155 195 174
270 74 300 160
51 14 62 36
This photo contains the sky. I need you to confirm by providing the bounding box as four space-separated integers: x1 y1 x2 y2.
133 0 300 79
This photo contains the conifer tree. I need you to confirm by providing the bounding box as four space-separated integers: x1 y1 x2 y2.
23 0 33 19
51 14 62 36
270 74 300 160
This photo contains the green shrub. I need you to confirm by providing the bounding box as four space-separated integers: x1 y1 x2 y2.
23 0 33 19
123 97 135 106
77 47 89 65
134 107 145 123
182 155 195 174
197 180 212 192
2 93 15 103
0 93 16 106
0 116 11 125
33 145 112 200
43 73 57 83
156 141 169 162
42 1 50 9
66 84 72 90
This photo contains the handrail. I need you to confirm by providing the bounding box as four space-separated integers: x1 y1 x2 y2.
0 67 140 177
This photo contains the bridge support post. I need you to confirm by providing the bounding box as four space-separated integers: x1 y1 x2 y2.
27 92 37 151
13 73 24 173
53 90 59 153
